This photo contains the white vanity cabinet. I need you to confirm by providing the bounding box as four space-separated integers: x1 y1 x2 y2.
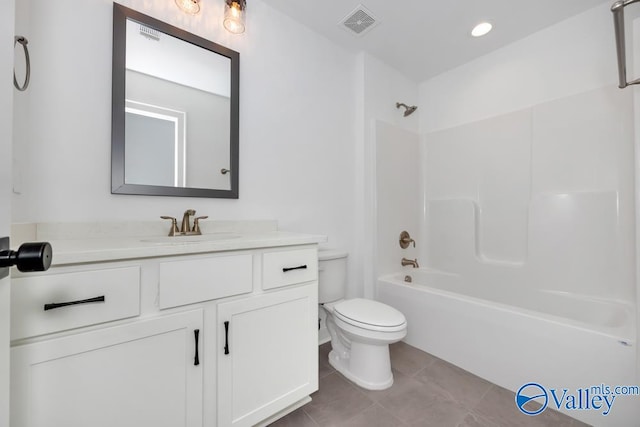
215 247 318 427
11 309 204 427
217 283 318 427
9 236 320 427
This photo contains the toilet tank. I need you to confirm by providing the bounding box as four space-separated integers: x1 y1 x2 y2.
318 250 348 303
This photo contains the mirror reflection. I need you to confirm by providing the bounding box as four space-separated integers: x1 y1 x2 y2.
112 4 239 198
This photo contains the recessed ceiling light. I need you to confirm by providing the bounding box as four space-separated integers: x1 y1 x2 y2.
471 22 493 37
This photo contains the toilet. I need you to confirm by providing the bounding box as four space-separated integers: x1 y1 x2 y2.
319 250 407 390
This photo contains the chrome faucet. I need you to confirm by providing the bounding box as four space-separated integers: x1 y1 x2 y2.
401 258 419 268
161 209 208 236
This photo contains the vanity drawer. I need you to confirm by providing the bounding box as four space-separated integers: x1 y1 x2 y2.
263 248 318 290
11 266 141 340
159 254 253 309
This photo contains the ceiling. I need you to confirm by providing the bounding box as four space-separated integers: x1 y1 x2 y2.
266 0 610 82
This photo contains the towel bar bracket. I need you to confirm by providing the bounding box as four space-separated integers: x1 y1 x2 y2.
612 0 640 88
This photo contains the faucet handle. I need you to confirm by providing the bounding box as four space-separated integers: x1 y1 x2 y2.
399 231 416 248
161 216 179 236
192 216 208 234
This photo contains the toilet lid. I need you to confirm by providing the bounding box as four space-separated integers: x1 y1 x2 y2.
334 298 406 331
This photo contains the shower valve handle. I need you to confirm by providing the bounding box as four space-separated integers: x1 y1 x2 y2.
399 231 415 249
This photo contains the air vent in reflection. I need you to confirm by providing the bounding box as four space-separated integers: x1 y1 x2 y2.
139 25 160 41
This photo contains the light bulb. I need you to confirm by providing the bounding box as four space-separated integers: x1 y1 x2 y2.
224 0 246 34
471 22 492 37
175 0 200 15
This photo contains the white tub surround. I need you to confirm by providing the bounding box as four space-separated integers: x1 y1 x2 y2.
377 271 637 427
378 83 638 426
9 221 325 427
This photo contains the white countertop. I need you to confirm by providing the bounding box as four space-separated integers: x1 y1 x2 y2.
44 231 327 266
11 221 327 267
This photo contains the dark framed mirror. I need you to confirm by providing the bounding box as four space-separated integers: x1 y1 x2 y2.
112 4 239 198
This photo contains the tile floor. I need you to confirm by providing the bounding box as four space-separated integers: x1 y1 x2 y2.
270 342 590 427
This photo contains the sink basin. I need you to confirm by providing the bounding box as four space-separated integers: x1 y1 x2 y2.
141 233 240 244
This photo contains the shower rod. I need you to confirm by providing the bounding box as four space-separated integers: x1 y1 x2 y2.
612 0 640 88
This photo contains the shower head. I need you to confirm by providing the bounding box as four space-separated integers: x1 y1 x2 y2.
404 105 418 116
396 102 418 117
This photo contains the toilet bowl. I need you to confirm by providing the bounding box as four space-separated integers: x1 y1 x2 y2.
322 298 406 390
319 250 407 390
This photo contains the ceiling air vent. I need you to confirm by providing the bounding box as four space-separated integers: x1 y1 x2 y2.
339 5 379 37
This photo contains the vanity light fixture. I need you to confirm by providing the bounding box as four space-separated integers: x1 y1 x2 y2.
471 22 492 37
224 0 246 34
175 0 201 15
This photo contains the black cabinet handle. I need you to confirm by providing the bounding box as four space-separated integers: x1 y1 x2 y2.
282 265 307 273
194 329 200 366
224 321 230 355
44 295 105 311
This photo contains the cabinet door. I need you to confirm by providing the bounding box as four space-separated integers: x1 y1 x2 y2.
11 310 203 427
217 284 318 427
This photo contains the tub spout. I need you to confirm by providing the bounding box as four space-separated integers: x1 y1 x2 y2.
401 258 419 268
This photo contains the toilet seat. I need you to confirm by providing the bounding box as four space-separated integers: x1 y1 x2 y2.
334 298 406 333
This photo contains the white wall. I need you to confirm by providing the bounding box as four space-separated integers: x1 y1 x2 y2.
357 53 420 298
1 0 16 423
362 54 419 135
632 14 640 405
420 2 618 133
375 120 420 277
12 0 360 294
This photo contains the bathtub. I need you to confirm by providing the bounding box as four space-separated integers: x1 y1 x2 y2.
377 269 638 427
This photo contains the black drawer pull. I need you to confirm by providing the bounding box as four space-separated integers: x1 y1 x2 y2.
194 329 200 366
282 265 307 273
44 295 105 311
224 321 230 355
